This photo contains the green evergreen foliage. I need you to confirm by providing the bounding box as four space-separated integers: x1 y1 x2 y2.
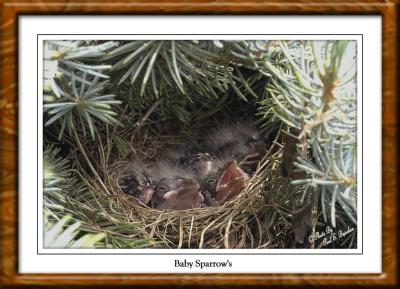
44 146 106 248
43 39 358 249
43 145 157 248
257 40 357 227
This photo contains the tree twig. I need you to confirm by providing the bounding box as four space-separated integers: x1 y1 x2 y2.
73 130 111 195
130 98 163 142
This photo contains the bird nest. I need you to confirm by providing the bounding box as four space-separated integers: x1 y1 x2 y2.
74 117 298 249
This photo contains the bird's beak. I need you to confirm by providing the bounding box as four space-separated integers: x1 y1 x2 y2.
215 161 249 202
138 187 154 205
162 178 203 209
163 189 178 200
163 178 200 201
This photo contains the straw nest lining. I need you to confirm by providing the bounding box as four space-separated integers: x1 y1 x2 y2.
77 118 294 249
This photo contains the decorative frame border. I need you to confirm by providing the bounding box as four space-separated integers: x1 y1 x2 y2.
0 0 397 286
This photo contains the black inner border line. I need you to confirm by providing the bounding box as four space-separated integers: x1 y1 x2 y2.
35 33 363 256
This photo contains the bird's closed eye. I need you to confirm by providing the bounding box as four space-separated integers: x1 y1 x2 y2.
157 187 167 192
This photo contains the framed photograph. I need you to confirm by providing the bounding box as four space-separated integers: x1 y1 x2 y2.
0 0 397 287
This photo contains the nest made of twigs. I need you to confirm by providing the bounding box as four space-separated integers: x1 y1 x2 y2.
113 156 274 248
74 116 297 249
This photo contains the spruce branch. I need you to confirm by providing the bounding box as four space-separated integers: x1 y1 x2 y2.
44 146 106 248
106 40 265 102
44 40 118 98
44 145 157 248
257 40 357 227
44 72 122 140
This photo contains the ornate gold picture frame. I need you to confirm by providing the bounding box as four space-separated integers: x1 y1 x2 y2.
0 0 397 287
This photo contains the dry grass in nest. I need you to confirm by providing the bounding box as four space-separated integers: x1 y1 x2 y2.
112 156 276 248
75 119 296 249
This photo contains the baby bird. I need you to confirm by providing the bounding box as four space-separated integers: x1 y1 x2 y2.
149 161 204 210
160 145 251 206
118 163 155 205
151 177 203 210
213 160 249 204
184 155 249 206
187 153 220 206
202 120 266 169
